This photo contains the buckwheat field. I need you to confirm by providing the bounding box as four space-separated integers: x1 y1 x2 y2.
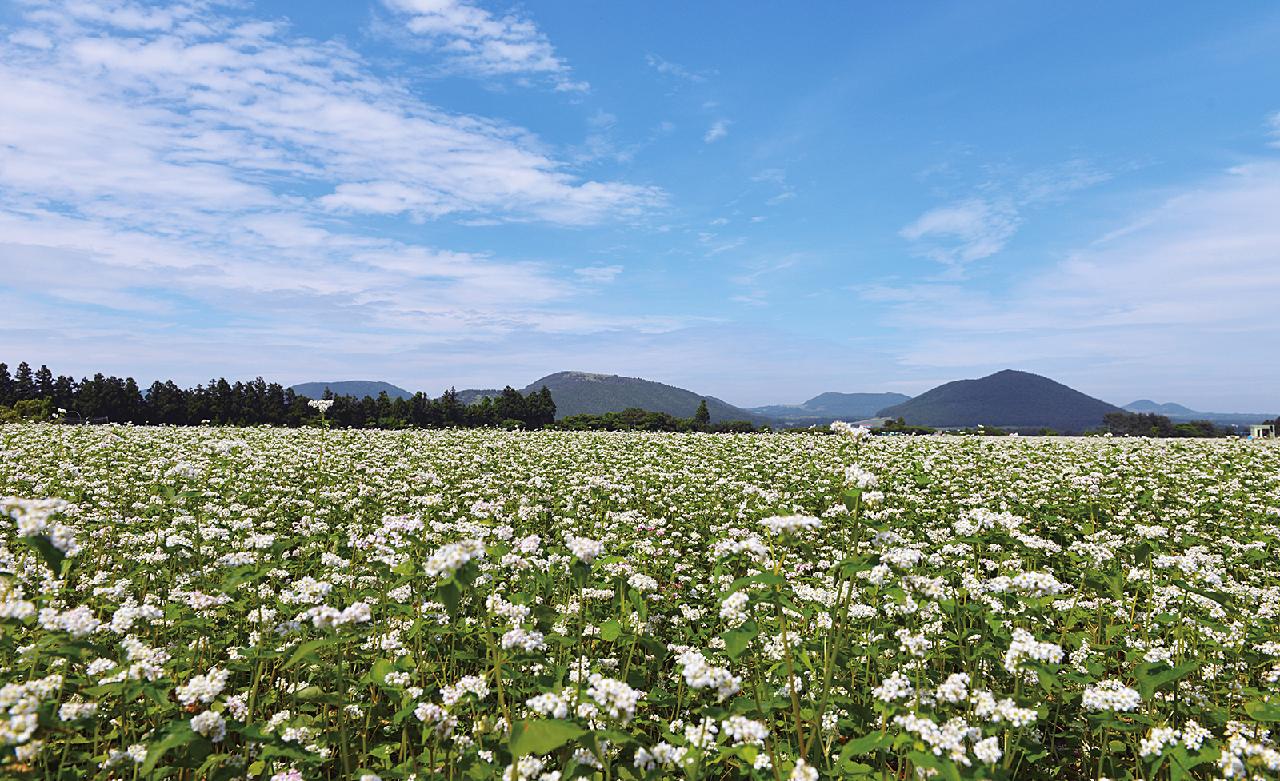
2 424 1279 781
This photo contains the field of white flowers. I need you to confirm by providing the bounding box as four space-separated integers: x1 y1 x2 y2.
2 424 1279 780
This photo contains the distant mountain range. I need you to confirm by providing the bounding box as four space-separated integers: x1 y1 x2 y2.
290 372 1273 432
1123 400 1276 427
289 380 413 400
461 371 769 423
877 369 1123 433
751 392 911 424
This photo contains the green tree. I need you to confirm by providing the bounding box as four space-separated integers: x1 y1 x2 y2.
0 363 11 406
693 399 711 426
14 362 34 401
35 365 54 398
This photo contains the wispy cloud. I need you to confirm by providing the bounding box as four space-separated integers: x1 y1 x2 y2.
574 265 623 283
872 153 1280 408
752 168 796 206
0 0 673 385
900 159 1109 268
899 198 1020 266
704 119 731 143
645 53 708 83
381 0 588 91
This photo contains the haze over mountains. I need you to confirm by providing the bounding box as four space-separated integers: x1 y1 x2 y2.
750 393 911 424
292 369 1275 432
289 381 413 401
1122 400 1276 426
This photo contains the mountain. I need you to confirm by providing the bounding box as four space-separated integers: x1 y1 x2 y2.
454 387 502 406
1125 400 1198 416
290 380 414 400
752 392 912 423
877 370 1122 433
1124 400 1275 427
462 371 767 423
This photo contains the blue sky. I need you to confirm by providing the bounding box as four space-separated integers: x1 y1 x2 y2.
2 1 1279 411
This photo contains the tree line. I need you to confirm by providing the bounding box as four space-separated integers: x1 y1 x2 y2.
1102 411 1235 438
0 361 555 429
557 401 767 433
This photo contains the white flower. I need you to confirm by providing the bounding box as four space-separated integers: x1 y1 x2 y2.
564 533 604 563
1081 680 1142 712
176 667 230 706
1140 726 1180 758
790 758 819 781
719 591 750 627
973 736 1002 764
871 671 914 703
1003 628 1064 674
674 649 741 701
844 464 878 488
423 539 485 579
830 421 872 438
307 399 334 413
721 715 768 746
1 497 79 556
190 710 226 742
759 514 822 535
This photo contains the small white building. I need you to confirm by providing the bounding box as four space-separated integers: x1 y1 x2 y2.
1250 423 1275 439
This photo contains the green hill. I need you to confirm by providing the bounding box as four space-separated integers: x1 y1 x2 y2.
877 370 1121 433
462 371 766 423
290 381 414 400
752 391 911 423
1124 399 1199 416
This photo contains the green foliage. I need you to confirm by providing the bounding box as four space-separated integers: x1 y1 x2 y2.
694 399 711 426
0 361 558 429
1105 411 1231 438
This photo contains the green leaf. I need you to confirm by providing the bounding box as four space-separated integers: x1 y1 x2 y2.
1137 661 1200 698
438 580 461 616
282 637 329 670
727 572 786 594
22 535 66 576
721 620 758 661
140 722 197 775
1245 701 1280 722
843 489 863 510
600 619 622 643
907 750 962 781
509 719 586 757
369 658 397 687
839 731 888 760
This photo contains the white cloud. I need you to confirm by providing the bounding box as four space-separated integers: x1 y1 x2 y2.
381 0 588 91
574 265 623 283
899 198 1020 265
645 53 707 83
900 159 1108 267
0 2 660 228
704 119 730 143
0 0 674 386
873 156 1280 410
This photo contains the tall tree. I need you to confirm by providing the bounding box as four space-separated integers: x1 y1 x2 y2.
35 365 54 398
14 362 35 401
534 386 556 426
693 399 711 426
